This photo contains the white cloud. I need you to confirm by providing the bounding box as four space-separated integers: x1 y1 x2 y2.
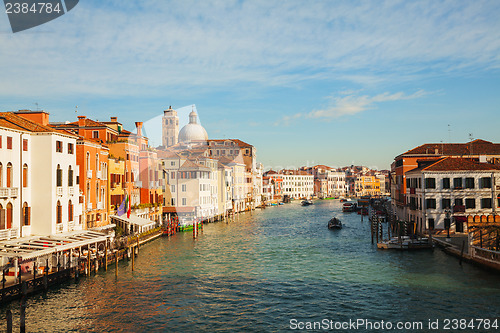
308 90 428 119
0 1 499 98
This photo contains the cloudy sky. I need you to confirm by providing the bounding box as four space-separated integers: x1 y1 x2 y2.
1 0 499 170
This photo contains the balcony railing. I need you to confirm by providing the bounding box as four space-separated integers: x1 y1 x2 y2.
87 202 93 210
56 223 64 233
69 187 74 195
87 170 93 179
68 221 75 231
56 187 63 196
0 228 19 241
97 202 104 210
97 170 102 179
0 187 19 197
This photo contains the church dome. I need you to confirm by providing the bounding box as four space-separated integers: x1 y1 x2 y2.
178 110 208 143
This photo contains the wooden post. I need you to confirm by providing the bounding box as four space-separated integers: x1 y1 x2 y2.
376 221 379 243
136 236 139 253
115 253 118 278
87 253 91 276
131 247 135 271
105 241 108 272
20 296 26 333
6 309 12 333
371 221 374 244
380 221 383 241
459 240 465 266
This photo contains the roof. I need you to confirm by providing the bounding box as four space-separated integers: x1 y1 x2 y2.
156 149 181 159
208 139 253 148
0 112 77 137
399 139 500 158
179 159 210 170
407 157 500 173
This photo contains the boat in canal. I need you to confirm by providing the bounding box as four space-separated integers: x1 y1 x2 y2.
342 202 357 212
301 200 313 206
377 236 434 250
327 217 342 229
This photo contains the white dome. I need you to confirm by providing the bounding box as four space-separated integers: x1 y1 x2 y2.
178 110 208 143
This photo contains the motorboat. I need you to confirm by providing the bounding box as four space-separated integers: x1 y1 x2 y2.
328 217 342 229
301 200 313 206
377 236 434 250
342 202 357 212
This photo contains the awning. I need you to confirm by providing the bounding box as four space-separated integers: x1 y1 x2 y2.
0 230 109 261
110 215 156 228
163 206 195 214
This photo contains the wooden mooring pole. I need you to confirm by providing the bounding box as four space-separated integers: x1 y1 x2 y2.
6 309 12 333
115 253 118 278
131 247 135 271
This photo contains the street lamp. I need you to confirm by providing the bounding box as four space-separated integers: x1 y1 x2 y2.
445 208 451 242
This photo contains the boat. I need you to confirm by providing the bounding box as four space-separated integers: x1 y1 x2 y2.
342 202 357 212
377 236 434 250
301 200 313 206
177 218 202 232
327 217 342 229
357 207 369 215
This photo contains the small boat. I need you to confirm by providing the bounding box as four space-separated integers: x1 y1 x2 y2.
342 202 357 212
328 217 342 229
301 200 313 206
377 236 434 250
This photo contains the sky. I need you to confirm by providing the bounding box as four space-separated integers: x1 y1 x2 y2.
1 0 500 171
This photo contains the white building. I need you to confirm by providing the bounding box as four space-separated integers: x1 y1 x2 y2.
280 170 314 199
0 111 83 240
406 157 500 234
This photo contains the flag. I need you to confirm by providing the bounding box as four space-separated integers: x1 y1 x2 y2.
126 194 131 218
117 195 126 216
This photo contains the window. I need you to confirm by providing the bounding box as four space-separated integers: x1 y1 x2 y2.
182 184 186 192
6 203 12 229
428 218 435 230
425 178 435 189
0 135 2 148
0 163 2 187
170 161 175 166
93 131 99 139
23 139 28 151
171 198 176 206
7 136 12 149
454 198 463 207
56 201 62 224
182 198 186 206
453 178 462 189
68 200 73 222
480 177 492 189
171 172 175 179
481 198 492 209
426 198 436 209
56 165 62 187
56 140 63 153
23 164 28 187
465 178 475 189
6 163 12 188
23 202 30 226
86 152 90 170
465 198 476 209
68 166 73 187
441 198 451 209
442 178 450 189
68 143 74 154
171 185 175 192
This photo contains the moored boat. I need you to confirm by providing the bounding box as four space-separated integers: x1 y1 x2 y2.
301 200 313 206
342 202 357 212
328 217 342 229
377 236 433 250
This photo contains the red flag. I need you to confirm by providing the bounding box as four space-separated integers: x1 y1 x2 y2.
126 194 131 218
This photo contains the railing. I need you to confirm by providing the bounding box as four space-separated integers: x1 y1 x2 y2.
68 221 75 231
10 188 18 197
0 228 19 241
0 187 19 197
87 170 92 179
471 246 500 264
56 223 64 233
97 170 102 179
0 188 9 197
56 187 63 196
97 202 104 210
69 187 74 195
87 202 93 210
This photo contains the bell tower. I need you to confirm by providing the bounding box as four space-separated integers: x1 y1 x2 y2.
162 106 179 147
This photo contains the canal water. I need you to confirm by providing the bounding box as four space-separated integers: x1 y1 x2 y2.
2 200 500 332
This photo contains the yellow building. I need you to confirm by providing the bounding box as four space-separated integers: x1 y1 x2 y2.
355 176 381 197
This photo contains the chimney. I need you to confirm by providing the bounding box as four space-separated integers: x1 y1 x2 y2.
110 117 117 122
78 115 86 127
135 122 143 137
15 110 50 126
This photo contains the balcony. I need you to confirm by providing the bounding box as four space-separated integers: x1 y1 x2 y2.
0 228 19 241
87 202 93 210
0 187 19 198
87 169 92 179
56 223 64 233
97 201 104 210
56 187 63 196
453 205 466 213
69 187 74 195
68 221 75 231
97 170 102 179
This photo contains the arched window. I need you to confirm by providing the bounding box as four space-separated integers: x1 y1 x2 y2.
56 164 62 187
86 151 90 170
56 200 62 224
0 162 3 187
6 162 12 188
23 202 30 226
6 202 13 229
101 188 105 206
23 164 28 187
96 181 99 204
68 200 73 222
86 183 90 207
0 204 4 229
68 166 73 187
96 153 99 172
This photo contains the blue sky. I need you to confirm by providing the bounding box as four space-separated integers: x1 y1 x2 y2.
1 1 500 170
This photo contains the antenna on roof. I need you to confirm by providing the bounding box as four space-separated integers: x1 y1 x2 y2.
34 102 39 111
75 106 78 115
469 133 474 156
448 124 451 143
